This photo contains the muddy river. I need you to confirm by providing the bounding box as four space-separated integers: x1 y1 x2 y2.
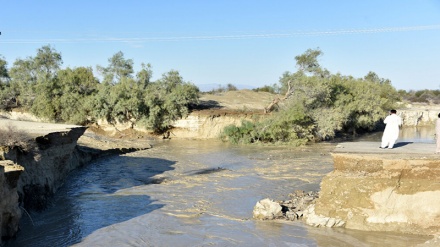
6 127 436 246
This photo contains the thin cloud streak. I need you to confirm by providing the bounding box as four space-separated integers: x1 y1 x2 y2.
1 24 439 44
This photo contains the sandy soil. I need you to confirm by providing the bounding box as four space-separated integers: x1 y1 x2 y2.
78 128 152 150
196 90 277 113
0 118 152 151
0 118 81 137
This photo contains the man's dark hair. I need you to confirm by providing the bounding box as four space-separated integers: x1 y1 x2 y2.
390 109 397 114
438 112 440 118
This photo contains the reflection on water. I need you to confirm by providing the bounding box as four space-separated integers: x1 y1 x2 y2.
6 133 434 246
400 126 436 143
357 126 436 143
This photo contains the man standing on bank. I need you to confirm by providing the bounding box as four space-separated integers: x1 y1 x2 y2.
435 113 440 153
380 109 402 149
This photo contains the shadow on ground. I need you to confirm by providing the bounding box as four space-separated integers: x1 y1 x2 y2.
393 142 413 148
191 99 223 110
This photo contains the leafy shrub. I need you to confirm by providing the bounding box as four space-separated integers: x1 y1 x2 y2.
1 48 200 133
222 49 401 144
221 120 257 144
207 83 238 94
252 84 279 94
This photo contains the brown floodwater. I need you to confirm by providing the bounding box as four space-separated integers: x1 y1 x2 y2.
5 126 435 247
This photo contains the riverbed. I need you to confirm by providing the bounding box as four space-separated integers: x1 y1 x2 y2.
6 127 436 246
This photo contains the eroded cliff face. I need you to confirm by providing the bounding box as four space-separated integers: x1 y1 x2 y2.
2 127 87 211
169 107 440 139
171 112 259 139
91 111 263 139
311 153 440 235
399 104 440 126
0 120 153 243
0 127 86 243
0 161 23 244
54 105 440 141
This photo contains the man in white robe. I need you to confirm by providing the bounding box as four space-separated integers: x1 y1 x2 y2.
380 109 402 149
435 113 440 153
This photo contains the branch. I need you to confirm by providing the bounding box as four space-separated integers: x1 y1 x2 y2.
264 80 293 113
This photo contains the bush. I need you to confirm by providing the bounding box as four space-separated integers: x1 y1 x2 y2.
0 124 35 151
400 89 440 104
252 84 279 94
221 120 258 144
207 83 238 94
222 49 401 145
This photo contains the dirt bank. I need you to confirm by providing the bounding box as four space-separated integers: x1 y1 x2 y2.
0 119 152 243
307 142 440 236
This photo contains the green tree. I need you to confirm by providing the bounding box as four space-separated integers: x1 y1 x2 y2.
136 63 153 87
86 82 113 123
8 58 37 107
142 70 199 133
222 48 401 144
294 48 330 77
295 48 323 74
0 55 9 84
30 78 60 120
34 45 62 80
7 45 62 111
0 56 12 109
108 76 148 126
97 51 134 84
55 67 99 124
91 54 150 126
28 46 63 120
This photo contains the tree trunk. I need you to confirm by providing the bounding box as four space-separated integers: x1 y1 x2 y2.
264 80 293 113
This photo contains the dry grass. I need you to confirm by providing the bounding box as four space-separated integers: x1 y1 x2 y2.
199 90 276 112
0 124 35 151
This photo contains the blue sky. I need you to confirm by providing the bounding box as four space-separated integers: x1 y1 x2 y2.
1 0 440 91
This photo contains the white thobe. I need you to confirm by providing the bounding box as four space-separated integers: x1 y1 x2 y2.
436 118 440 153
380 114 402 149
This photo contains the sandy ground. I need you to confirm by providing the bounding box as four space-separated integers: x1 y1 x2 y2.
197 90 277 113
0 118 152 150
78 130 152 150
0 118 81 136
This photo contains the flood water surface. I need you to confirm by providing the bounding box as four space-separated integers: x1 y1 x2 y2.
7 129 434 246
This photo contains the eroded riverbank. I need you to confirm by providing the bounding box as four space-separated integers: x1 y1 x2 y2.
0 118 152 244
6 139 434 246
2 113 439 246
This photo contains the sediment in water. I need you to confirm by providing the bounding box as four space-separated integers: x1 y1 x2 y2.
0 124 151 244
254 142 440 238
